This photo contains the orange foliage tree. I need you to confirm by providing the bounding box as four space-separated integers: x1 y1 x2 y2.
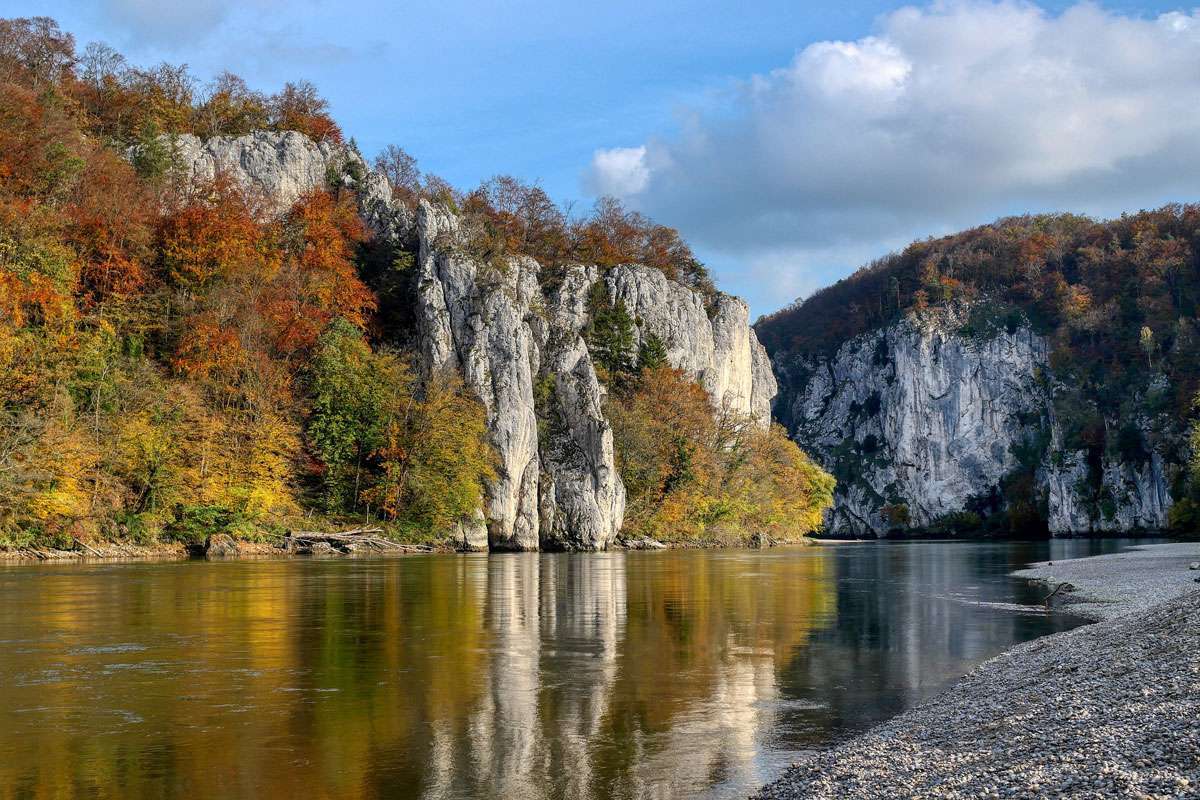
264 189 373 358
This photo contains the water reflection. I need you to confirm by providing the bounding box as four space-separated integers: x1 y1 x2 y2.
0 540 1134 799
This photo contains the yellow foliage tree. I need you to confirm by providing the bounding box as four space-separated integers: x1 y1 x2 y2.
609 366 834 543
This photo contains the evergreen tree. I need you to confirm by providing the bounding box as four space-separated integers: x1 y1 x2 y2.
585 281 636 378
637 333 668 372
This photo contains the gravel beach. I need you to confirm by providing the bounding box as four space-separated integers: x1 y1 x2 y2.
755 542 1200 800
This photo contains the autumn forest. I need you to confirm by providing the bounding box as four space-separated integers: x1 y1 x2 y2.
0 16 833 551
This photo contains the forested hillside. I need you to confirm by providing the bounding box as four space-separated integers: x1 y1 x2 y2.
0 17 832 550
758 210 1200 535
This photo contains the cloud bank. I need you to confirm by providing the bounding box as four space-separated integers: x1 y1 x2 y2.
588 1 1200 311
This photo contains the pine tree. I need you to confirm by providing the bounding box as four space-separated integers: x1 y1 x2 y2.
637 333 668 372
585 281 636 377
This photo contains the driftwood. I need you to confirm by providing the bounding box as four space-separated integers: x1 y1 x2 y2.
1042 581 1076 606
74 538 103 558
284 528 433 555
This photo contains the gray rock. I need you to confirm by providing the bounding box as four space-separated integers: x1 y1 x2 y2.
453 509 489 552
416 208 544 550
620 537 667 550
171 131 354 214
415 202 771 550
776 304 1174 536
538 265 625 551
607 265 776 427
203 533 238 558
166 130 411 241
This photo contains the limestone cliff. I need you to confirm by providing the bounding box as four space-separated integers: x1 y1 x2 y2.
771 305 1176 536
168 130 409 236
416 203 776 550
606 265 775 426
169 130 779 550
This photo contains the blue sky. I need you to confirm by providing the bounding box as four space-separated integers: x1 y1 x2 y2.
20 1 1200 316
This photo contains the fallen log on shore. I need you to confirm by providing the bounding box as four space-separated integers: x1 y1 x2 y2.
284 528 433 555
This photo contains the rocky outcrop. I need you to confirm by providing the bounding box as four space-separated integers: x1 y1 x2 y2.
416 203 626 550
453 509 490 552
203 533 239 558
773 305 1174 536
416 203 773 550
1041 444 1173 533
171 131 776 550
167 131 411 237
538 264 626 550
607 265 776 426
416 204 547 549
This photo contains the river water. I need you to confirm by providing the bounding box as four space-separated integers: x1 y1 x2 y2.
0 539 1144 799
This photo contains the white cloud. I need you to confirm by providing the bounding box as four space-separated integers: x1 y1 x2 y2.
591 1 1200 313
586 145 650 197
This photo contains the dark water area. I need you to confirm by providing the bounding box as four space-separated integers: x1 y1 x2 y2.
0 539 1152 799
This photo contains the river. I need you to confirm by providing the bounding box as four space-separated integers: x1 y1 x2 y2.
0 539 1146 799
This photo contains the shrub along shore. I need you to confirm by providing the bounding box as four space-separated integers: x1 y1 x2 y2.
756 543 1200 800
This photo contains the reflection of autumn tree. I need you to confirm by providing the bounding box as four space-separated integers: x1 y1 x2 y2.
0 558 497 799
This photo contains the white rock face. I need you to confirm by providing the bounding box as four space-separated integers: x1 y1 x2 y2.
167 131 410 236
416 205 545 550
1042 448 1173 533
416 203 626 550
416 205 772 549
607 265 775 427
778 306 1174 536
539 265 626 550
170 131 775 550
171 131 351 211
453 508 490 552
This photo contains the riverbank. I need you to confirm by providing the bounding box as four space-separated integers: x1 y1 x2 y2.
0 530 816 563
756 542 1200 800
0 539 278 562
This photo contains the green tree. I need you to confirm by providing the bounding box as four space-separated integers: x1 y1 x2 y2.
637 333 668 373
585 281 635 378
130 120 173 180
307 319 407 512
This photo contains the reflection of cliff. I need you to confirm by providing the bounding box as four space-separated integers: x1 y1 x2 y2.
537 554 627 798
583 551 836 798
468 556 544 797
778 543 1080 742
0 551 837 800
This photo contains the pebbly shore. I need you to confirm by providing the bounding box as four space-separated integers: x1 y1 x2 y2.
755 542 1200 800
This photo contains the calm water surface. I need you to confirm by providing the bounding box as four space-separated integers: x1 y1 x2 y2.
0 539 1149 799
